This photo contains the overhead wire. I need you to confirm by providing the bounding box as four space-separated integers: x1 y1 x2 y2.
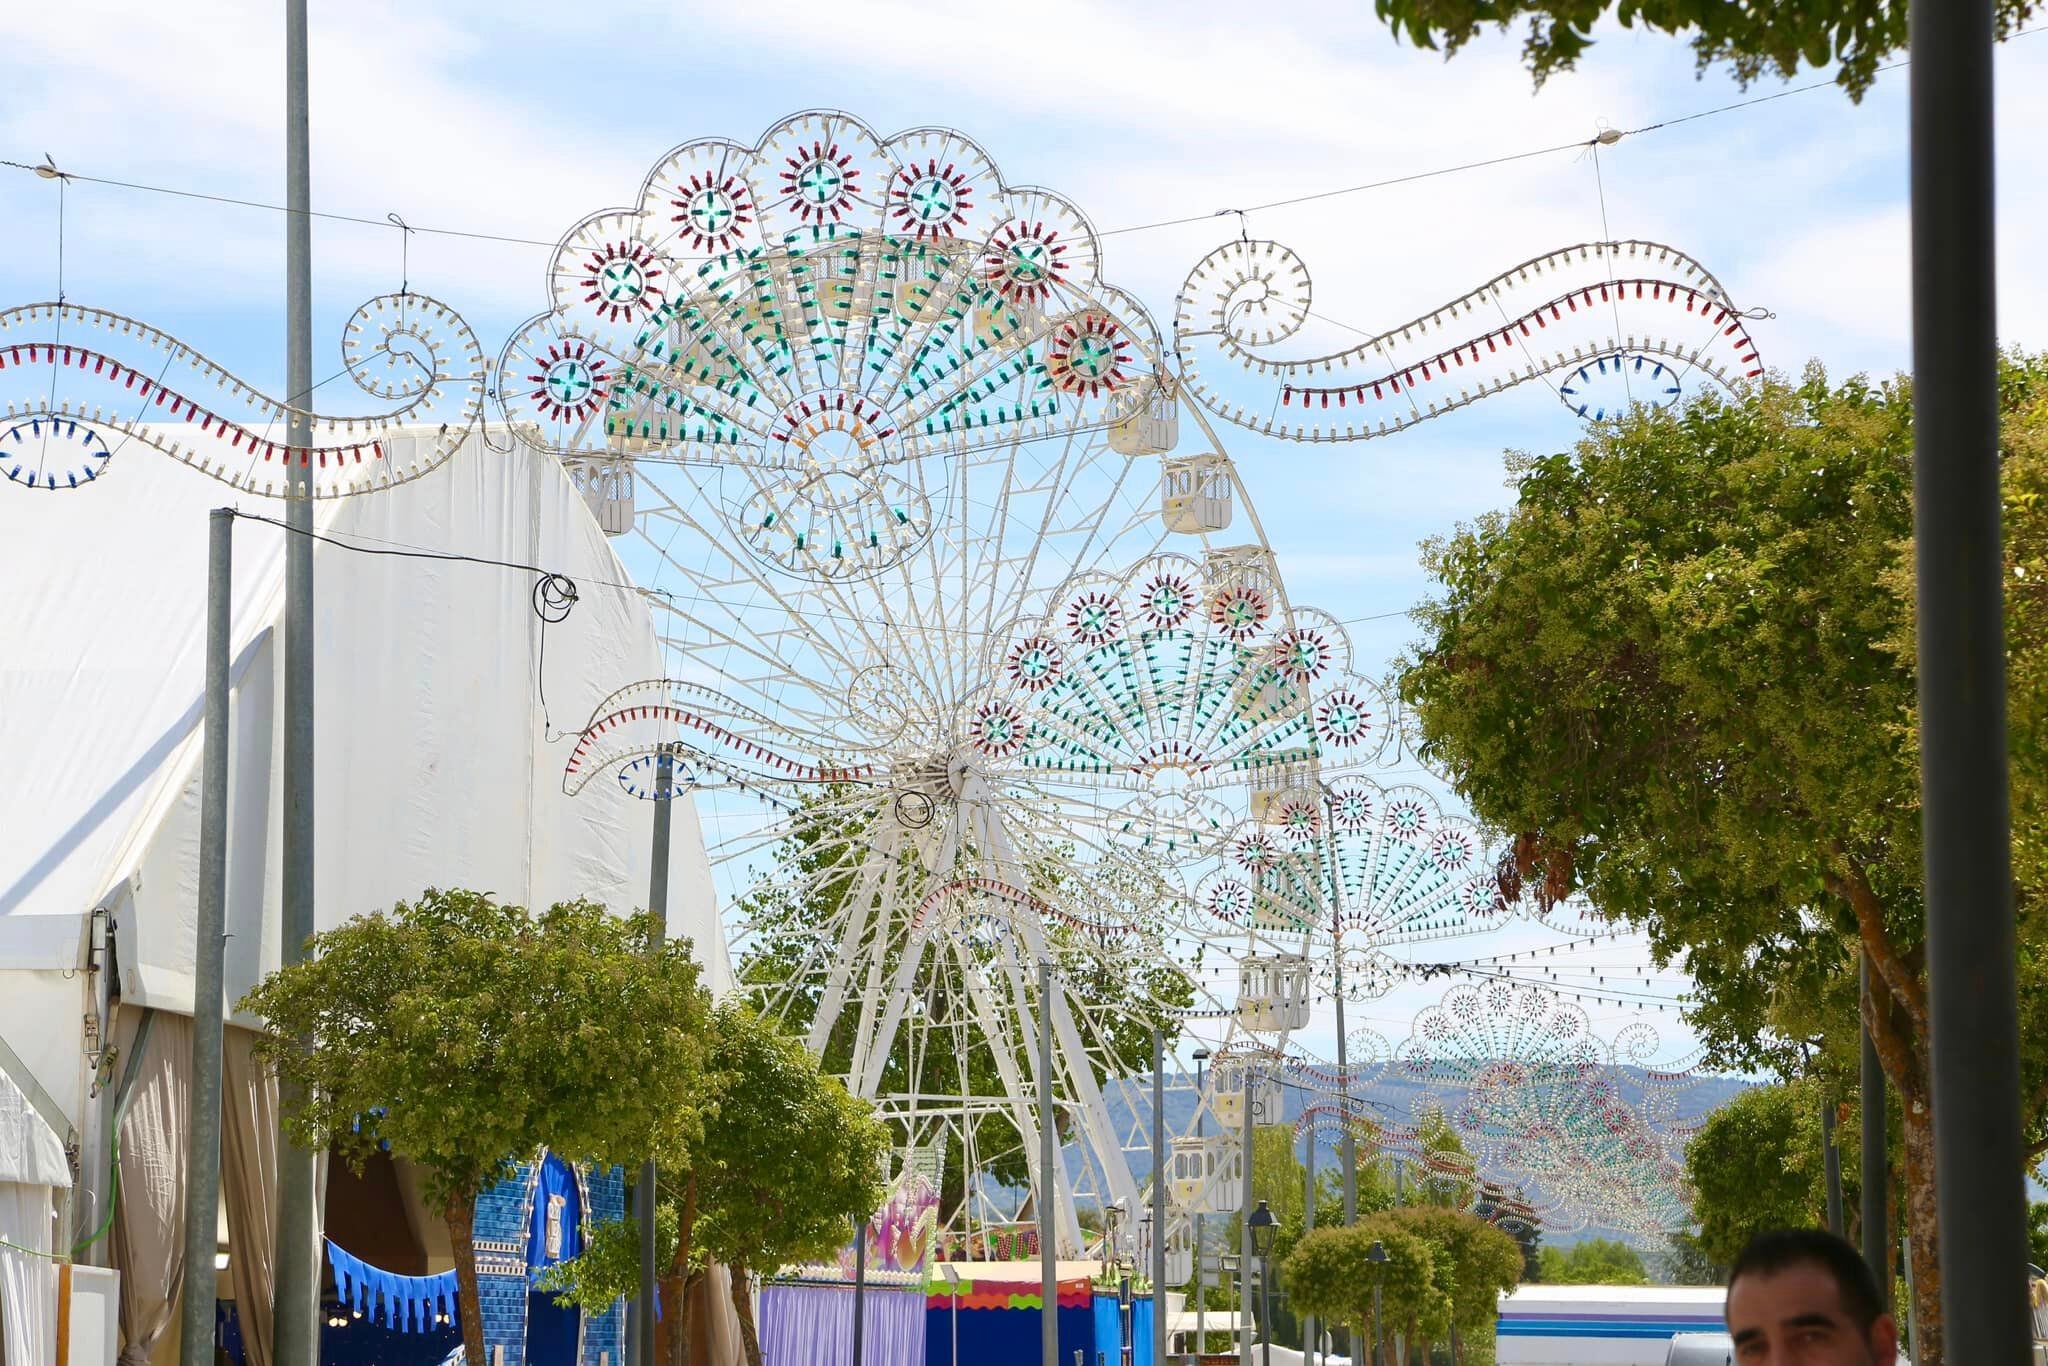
6 25 2040 259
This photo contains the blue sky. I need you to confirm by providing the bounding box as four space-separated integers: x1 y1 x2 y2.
6 1 2045 1062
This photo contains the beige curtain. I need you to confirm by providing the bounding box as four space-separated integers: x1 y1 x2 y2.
689 1264 742 1365
111 1013 191 1366
221 1029 279 1366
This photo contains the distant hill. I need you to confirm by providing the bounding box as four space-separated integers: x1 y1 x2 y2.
1095 1064 1750 1182
1069 1064 1752 1244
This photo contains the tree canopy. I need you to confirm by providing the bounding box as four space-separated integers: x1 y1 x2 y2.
1536 1237 1649 1285
1367 0 2040 100
1283 1223 1448 1348
541 1002 890 1366
1397 357 2048 1364
1683 1078 1879 1266
240 889 710 1366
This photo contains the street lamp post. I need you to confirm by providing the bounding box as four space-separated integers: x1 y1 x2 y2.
1365 1240 1388 1366
1192 1047 1210 1360
941 1262 961 1366
1246 1200 1276 1366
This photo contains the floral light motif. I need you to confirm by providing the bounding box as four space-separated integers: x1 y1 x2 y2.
781 140 862 224
581 240 664 323
1007 636 1064 691
668 171 754 254
889 160 974 238
981 221 1070 304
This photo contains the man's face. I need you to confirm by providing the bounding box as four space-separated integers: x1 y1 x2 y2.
1726 1262 1899 1365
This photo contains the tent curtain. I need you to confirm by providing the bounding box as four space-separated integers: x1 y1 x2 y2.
221 1028 279 1366
689 1263 742 1366
111 1011 191 1366
0 1182 61 1366
757 1284 924 1366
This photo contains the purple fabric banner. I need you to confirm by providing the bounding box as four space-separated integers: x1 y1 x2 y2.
759 1284 926 1366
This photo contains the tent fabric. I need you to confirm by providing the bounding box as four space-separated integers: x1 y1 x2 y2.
759 1283 926 1366
223 1025 294 1366
0 1181 61 1366
111 1011 190 1366
0 427 730 1022
0 1067 69 1189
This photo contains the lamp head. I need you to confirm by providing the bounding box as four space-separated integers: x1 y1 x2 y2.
1247 1198 1278 1256
1366 1240 1389 1265
1192 1047 1211 1061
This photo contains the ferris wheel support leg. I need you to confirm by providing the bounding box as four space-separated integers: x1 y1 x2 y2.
977 809 1143 1226
857 929 933 1098
813 827 900 1062
1013 916 1143 1225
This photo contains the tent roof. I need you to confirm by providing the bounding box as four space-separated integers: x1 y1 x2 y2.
1 428 728 1026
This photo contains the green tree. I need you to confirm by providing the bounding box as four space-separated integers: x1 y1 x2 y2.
1398 360 2048 1362
1537 1238 1649 1285
1284 1223 1449 1356
1684 1078 1882 1266
543 1003 891 1366
240 890 710 1366
1366 0 2040 100
1379 1205 1525 1364
1654 1232 1723 1287
2027 1201 2048 1270
693 1004 891 1366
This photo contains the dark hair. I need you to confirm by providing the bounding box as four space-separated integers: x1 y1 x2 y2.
1726 1229 1888 1331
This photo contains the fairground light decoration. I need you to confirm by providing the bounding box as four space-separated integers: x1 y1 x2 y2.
0 295 483 496
540 111 1740 1257
1172 237 1762 442
0 105 1746 1251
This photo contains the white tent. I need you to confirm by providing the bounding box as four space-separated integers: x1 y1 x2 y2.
0 426 730 1355
0 1068 73 1366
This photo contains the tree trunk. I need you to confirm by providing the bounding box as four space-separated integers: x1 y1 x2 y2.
664 1175 698 1366
444 1191 487 1366
660 1273 689 1366
730 1267 763 1366
1899 1101 1943 1366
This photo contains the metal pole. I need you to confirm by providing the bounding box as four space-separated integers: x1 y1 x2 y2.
1239 1063 1253 1366
1909 2 2032 1358
852 1213 868 1366
1040 959 1058 1366
1333 984 1356 1225
1245 1253 1261 1366
1151 1029 1167 1366
1371 1280 1383 1366
636 749 672 1366
273 4 320 1362
1302 1128 1316 1366
1860 956 1889 1290
177 509 235 1366
1194 1053 1206 1360
1821 1089 1844 1237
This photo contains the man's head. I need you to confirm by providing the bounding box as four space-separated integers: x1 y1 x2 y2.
1725 1229 1899 1365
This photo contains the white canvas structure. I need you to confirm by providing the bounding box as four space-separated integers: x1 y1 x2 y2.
0 427 729 1295
0 1069 73 1366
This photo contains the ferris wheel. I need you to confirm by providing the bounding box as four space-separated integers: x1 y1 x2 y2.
532 111 1376 1258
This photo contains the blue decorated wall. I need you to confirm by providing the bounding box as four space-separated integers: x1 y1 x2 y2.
315 1150 627 1366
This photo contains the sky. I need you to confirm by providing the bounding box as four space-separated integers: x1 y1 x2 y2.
5 1 2045 1074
